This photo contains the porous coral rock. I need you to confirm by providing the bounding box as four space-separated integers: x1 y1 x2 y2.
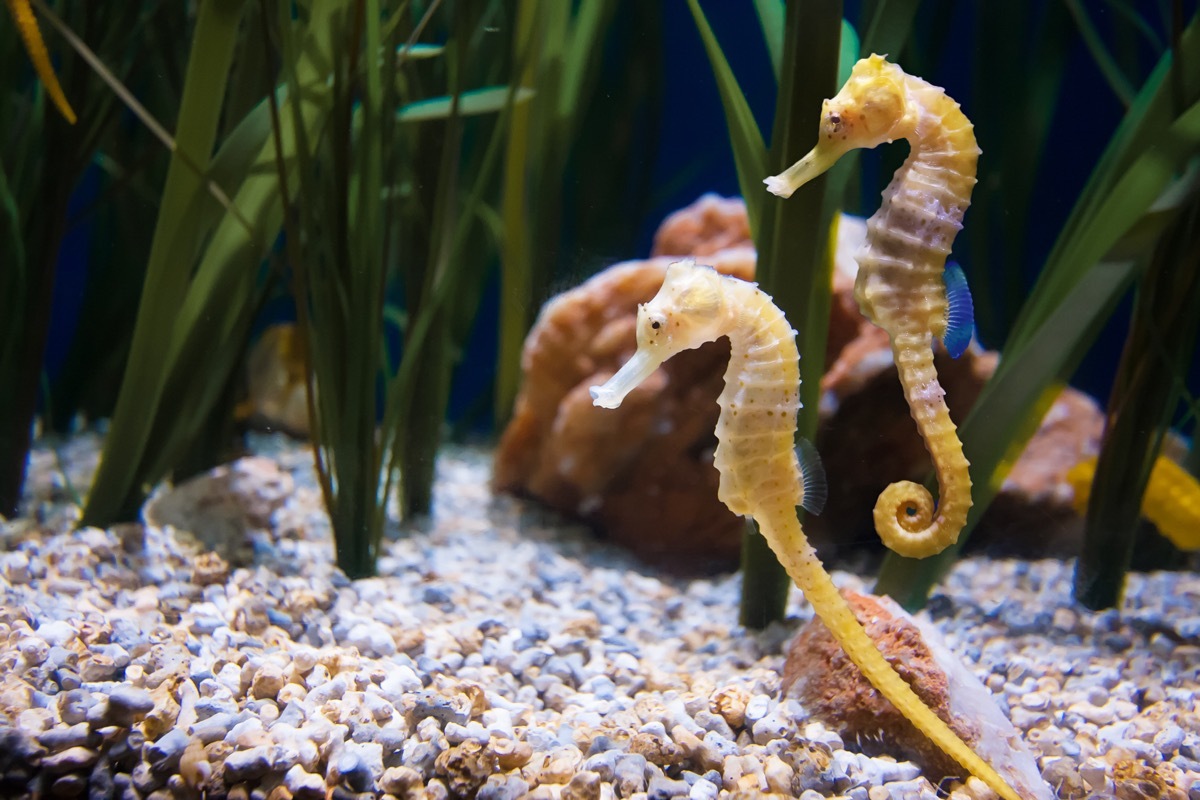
782 590 1052 800
497 194 1107 569
493 249 757 570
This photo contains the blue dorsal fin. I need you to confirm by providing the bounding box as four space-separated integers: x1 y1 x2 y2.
942 261 974 359
795 437 827 516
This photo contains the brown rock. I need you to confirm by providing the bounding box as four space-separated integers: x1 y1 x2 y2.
493 249 756 571
652 193 753 257
496 193 1103 570
812 345 1103 558
782 590 1052 799
143 456 294 566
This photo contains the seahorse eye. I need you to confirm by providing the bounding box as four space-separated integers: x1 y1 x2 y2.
651 320 661 330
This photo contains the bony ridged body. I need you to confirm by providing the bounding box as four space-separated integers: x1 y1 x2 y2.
766 53 977 561
590 259 1021 800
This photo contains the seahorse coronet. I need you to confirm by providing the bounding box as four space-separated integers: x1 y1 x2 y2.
590 259 1022 800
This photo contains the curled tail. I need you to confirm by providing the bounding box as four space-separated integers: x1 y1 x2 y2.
875 329 972 558
756 507 1020 800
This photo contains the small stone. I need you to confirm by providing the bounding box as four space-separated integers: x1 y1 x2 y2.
49 773 87 798
476 774 530 800
42 746 99 774
251 663 286 701
709 685 750 730
689 778 719 800
380 765 423 796
345 622 397 658
614 753 648 796
561 770 602 800
284 765 325 800
146 729 189 774
37 723 92 752
36 621 77 648
223 746 273 784
104 687 154 727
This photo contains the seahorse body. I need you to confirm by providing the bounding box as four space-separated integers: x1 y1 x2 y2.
591 259 1021 800
765 54 978 559
1067 455 1200 550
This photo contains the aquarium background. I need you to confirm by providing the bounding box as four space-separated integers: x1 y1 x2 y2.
36 1 1194 428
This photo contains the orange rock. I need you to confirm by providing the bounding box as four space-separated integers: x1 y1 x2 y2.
494 193 1103 570
493 250 755 571
783 590 1052 799
651 193 753 257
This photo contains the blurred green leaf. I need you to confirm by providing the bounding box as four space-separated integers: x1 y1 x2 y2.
398 85 534 121
753 0 785 79
685 0 769 236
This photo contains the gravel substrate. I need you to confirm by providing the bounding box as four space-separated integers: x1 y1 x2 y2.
2 433 1198 800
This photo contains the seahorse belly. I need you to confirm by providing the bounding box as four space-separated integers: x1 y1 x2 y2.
712 287 803 517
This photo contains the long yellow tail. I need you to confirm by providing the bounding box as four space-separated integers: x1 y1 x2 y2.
874 329 972 558
757 506 1020 800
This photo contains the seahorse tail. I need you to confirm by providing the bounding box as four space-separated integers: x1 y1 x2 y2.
755 508 1021 800
875 331 972 558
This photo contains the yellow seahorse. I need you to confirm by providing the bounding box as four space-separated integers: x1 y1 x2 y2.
766 54 977 559
591 259 1021 800
1067 454 1200 550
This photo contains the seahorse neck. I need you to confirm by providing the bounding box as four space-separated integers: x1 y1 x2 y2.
903 80 980 166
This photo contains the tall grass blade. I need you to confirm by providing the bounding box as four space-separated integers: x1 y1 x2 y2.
1076 190 1200 609
685 0 768 236
84 0 249 525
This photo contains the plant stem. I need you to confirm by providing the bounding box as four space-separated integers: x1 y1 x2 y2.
740 0 843 629
1075 194 1200 609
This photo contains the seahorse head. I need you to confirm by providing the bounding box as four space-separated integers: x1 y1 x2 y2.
590 259 727 409
765 54 914 198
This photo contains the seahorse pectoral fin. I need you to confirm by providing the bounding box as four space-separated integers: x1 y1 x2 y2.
942 262 974 359
764 139 852 199
589 350 663 410
795 437 828 516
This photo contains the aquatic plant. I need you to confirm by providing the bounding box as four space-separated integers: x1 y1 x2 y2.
1072 188 1200 608
1 0 144 517
495 0 649 428
266 0 528 576
591 259 1022 800
766 54 979 560
80 0 271 526
688 0 851 627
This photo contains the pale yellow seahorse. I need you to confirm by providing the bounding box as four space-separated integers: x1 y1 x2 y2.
766 54 978 559
591 259 1021 800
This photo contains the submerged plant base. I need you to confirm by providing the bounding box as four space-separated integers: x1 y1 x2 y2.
2 432 1197 798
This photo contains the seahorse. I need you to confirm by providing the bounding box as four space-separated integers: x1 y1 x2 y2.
765 54 977 559
5 0 77 123
1067 454 1200 551
591 259 1021 800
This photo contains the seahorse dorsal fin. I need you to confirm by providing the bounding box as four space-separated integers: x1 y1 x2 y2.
795 437 828 516
942 261 974 359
